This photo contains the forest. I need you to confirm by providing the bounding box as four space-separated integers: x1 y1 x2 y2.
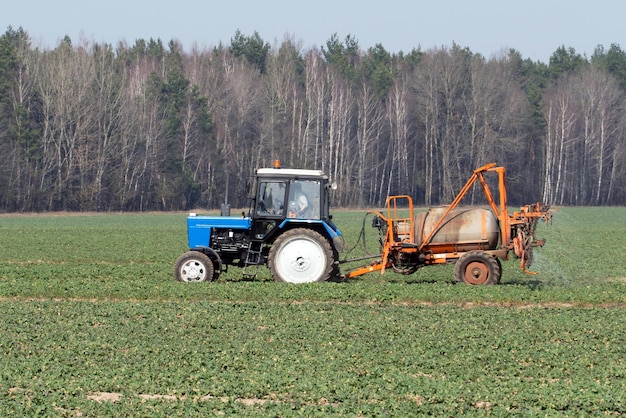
0 26 625 212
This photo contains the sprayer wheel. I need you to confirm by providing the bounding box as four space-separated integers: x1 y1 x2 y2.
454 250 500 285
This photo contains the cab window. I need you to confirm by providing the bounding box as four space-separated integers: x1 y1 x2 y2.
287 180 321 219
256 181 286 217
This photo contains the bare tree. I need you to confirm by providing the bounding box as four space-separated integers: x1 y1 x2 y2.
353 78 385 206
575 66 624 204
262 36 305 167
87 43 127 210
383 68 412 201
542 65 625 206
414 46 470 204
203 50 263 206
36 38 96 210
303 50 328 169
463 51 532 203
326 68 354 205
413 51 441 205
543 75 578 205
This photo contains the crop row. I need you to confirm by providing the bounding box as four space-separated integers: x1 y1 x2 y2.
1 299 625 415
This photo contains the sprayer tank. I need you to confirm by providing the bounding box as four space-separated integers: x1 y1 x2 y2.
415 207 500 251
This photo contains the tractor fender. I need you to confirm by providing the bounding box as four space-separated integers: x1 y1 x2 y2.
277 219 343 252
194 246 223 278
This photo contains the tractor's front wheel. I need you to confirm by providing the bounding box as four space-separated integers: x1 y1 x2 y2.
174 251 215 283
268 228 334 283
454 250 501 285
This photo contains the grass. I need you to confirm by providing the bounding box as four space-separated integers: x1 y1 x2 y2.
0 207 625 415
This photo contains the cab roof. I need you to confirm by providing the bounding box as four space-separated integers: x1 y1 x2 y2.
256 167 328 179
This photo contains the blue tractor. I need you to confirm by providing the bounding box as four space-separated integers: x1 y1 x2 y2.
174 163 344 283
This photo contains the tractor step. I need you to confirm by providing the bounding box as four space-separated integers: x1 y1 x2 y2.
242 241 263 279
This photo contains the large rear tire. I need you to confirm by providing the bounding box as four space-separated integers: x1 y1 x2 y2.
454 250 500 285
174 251 215 283
268 228 334 283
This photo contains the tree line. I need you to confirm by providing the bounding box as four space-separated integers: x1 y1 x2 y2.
1 27 625 212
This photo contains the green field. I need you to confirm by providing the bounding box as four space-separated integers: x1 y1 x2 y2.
1 207 625 416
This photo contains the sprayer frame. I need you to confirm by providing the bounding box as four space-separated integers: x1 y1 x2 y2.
343 163 552 279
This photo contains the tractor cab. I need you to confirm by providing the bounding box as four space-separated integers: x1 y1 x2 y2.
250 164 336 244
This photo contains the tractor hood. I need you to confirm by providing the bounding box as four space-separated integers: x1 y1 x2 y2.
187 214 252 249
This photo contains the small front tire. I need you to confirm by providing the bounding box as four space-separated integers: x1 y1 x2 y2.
174 251 215 283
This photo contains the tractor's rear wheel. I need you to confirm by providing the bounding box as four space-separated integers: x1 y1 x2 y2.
454 250 500 285
268 228 334 283
174 251 215 282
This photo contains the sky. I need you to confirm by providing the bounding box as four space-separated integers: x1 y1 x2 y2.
2 0 624 63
